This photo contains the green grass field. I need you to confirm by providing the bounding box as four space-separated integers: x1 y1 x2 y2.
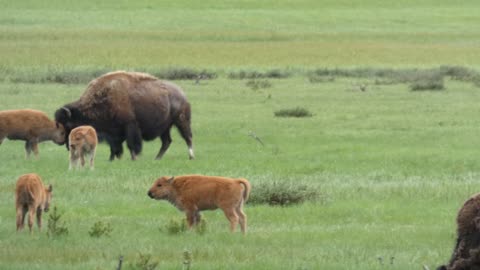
1 1 480 269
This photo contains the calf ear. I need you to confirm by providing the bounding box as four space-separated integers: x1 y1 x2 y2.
167 176 174 184
48 184 53 192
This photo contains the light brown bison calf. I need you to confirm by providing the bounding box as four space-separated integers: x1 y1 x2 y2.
15 173 52 233
68 125 98 170
148 175 251 234
437 193 480 270
0 109 65 158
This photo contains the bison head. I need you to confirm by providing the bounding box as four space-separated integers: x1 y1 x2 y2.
44 184 53 212
148 176 175 200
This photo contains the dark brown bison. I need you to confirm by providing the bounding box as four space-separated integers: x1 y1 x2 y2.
55 71 194 161
0 109 65 158
437 193 480 270
148 175 251 234
15 173 52 233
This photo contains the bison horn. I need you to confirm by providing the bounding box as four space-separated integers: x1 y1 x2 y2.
61 107 72 118
167 176 174 183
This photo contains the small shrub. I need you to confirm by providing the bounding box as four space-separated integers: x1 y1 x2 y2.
162 217 207 235
246 79 272 90
410 74 445 91
163 218 188 235
307 74 335 83
274 107 313 118
249 181 320 206
129 253 159 270
183 250 193 270
47 206 69 238
88 221 113 238
228 69 291 79
152 68 217 80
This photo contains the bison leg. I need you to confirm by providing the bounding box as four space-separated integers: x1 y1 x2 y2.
36 207 43 231
106 137 124 161
126 122 142 160
222 208 239 232
155 129 172 160
185 210 196 229
175 108 194 160
16 205 27 231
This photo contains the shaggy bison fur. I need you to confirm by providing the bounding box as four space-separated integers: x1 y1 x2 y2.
55 71 194 161
68 125 98 170
15 173 52 233
437 193 480 270
148 175 251 234
0 109 65 158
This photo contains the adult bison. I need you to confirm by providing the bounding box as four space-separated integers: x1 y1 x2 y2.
55 71 194 161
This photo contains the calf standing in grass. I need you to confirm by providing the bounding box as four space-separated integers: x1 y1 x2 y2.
148 175 251 234
68 125 98 170
15 173 52 233
0 109 65 158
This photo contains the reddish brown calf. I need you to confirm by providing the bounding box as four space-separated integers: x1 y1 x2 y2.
68 125 98 170
15 173 52 233
148 175 251 234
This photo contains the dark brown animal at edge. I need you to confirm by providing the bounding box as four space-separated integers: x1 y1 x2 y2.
437 193 480 270
55 71 194 161
15 173 52 233
147 175 251 234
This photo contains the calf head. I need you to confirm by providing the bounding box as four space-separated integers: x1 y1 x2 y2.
148 176 174 200
52 122 66 145
69 129 88 150
44 184 53 212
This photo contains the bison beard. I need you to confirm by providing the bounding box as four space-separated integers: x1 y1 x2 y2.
54 71 194 161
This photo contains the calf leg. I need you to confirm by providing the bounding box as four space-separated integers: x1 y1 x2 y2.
235 203 247 234
28 207 36 233
126 122 142 160
16 206 27 231
222 208 239 232
36 208 43 231
24 141 32 158
89 149 96 170
31 141 39 157
155 128 172 160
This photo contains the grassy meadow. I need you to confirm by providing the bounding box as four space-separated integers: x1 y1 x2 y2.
1 1 480 269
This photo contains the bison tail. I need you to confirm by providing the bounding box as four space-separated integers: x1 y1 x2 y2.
237 178 251 202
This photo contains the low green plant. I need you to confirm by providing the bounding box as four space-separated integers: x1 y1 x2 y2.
183 250 192 270
249 181 320 206
47 206 69 238
228 69 291 79
129 253 159 270
246 79 271 90
410 74 445 91
88 221 113 238
152 67 217 80
274 107 313 118
163 218 188 235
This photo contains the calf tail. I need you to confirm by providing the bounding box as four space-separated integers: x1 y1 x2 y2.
237 178 251 202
